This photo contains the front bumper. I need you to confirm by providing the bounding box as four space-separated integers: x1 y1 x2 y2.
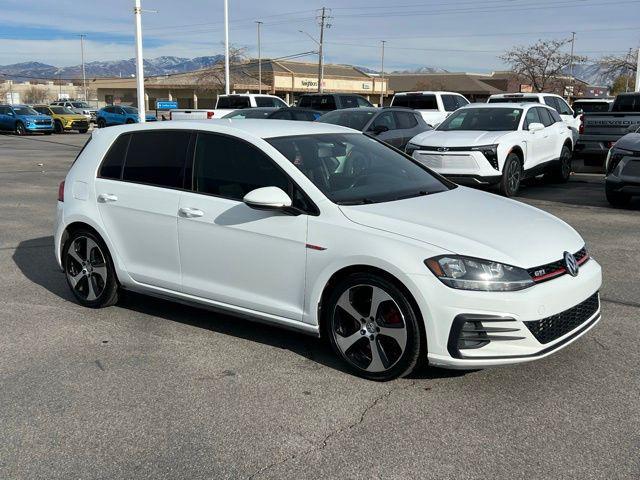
407 258 602 369
411 150 501 184
65 120 90 131
605 153 640 196
25 123 53 132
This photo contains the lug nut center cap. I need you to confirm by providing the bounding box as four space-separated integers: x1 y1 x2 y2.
365 322 376 334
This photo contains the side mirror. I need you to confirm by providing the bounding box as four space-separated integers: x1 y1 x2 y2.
370 124 389 135
573 109 582 117
243 187 292 212
528 122 544 132
8 111 14 116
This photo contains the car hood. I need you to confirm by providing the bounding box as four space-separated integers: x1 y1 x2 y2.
616 132 640 151
338 187 584 268
58 114 87 121
21 115 51 122
409 129 510 147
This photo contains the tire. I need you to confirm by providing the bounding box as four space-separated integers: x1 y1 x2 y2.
324 273 422 381
15 122 26 136
54 120 64 134
63 229 119 308
499 153 522 197
544 145 572 183
606 189 632 208
125 118 135 124
44 132 52 135
97 118 106 128
79 129 88 134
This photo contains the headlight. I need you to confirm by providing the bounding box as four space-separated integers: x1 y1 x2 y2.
606 147 632 175
405 142 419 156
425 255 534 291
470 144 499 170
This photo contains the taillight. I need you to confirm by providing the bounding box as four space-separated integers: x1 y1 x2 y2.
578 114 584 135
58 180 65 202
207 111 214 119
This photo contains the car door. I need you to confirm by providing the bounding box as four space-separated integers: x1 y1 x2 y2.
0 106 10 130
367 111 403 148
95 130 192 291
177 132 309 320
522 107 548 170
393 110 423 149
534 107 557 164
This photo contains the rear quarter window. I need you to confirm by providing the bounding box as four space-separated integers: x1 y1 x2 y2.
99 134 130 179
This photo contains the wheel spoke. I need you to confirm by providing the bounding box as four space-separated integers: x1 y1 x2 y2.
378 326 407 348
92 264 108 282
86 238 100 262
86 275 98 301
370 286 393 319
68 270 85 289
366 340 388 372
336 290 363 321
69 242 85 264
335 330 363 353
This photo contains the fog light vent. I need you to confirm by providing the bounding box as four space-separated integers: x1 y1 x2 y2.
447 314 526 358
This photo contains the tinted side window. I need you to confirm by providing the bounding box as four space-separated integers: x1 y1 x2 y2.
524 108 541 129
394 111 418 129
370 111 397 130
0 106 8 114
193 133 290 201
612 95 640 112
441 95 460 112
548 108 563 123
456 95 470 108
340 96 358 108
255 97 284 107
543 96 560 112
392 94 438 110
537 107 554 127
555 98 573 115
100 134 130 179
123 131 191 188
356 96 371 107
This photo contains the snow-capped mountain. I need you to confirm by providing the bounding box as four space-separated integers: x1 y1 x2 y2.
0 56 224 81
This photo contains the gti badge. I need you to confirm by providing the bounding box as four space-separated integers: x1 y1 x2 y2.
564 251 579 277
437 147 450 152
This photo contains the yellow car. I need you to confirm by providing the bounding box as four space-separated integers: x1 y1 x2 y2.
32 105 89 134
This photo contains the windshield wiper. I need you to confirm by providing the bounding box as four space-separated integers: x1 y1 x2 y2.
336 198 377 205
394 190 432 200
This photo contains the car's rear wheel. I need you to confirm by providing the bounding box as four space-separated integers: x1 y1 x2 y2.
54 120 64 134
78 128 88 134
97 118 106 128
499 153 522 197
63 230 119 308
545 145 572 183
606 189 632 208
15 122 26 136
325 273 422 381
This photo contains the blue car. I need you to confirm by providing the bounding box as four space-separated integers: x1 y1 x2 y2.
96 105 157 127
0 104 53 135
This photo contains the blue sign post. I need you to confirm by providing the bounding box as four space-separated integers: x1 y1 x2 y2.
156 100 178 110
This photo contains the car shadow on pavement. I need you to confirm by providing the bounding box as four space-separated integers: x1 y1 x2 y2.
13 235 469 380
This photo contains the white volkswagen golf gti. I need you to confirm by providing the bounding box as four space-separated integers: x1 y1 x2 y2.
55 120 601 380
406 103 574 196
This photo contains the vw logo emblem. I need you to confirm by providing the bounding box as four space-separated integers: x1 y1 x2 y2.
437 147 449 152
564 251 579 277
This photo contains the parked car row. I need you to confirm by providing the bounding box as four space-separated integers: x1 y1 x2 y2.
0 99 100 135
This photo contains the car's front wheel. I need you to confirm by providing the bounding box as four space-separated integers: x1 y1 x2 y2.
97 118 106 128
606 189 632 208
15 122 26 136
54 120 64 134
63 230 119 308
324 273 422 381
499 153 522 197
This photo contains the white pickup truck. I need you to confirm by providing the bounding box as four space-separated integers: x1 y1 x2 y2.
169 93 288 120
389 91 470 127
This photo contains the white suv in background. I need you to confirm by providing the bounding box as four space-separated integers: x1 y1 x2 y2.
488 93 580 141
406 103 574 196
390 91 470 127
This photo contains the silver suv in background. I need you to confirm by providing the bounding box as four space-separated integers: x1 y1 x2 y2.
51 100 97 123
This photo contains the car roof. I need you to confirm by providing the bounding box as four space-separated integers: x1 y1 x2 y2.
489 92 560 98
95 119 356 139
573 98 613 102
460 102 545 110
393 91 462 96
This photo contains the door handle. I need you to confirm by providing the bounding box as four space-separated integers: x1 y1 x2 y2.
179 207 204 218
97 193 118 203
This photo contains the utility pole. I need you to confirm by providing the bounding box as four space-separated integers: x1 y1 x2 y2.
316 7 331 93
133 0 146 122
78 34 88 101
568 31 576 101
379 40 386 107
256 21 263 94
625 48 632 92
224 0 230 95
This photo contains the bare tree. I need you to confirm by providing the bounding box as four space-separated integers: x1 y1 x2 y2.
500 38 586 92
598 49 638 82
194 45 249 92
22 86 49 104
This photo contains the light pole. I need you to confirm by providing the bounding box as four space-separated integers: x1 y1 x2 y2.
635 46 640 92
133 0 146 122
224 0 230 95
256 21 263 94
379 40 386 107
78 34 88 101
568 31 576 101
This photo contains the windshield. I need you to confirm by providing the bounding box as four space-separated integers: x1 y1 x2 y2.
438 107 523 131
50 106 74 114
14 106 39 116
266 133 451 205
317 110 376 130
72 102 89 108
121 106 138 114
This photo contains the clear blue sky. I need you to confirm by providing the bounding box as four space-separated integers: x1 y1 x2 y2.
0 0 638 71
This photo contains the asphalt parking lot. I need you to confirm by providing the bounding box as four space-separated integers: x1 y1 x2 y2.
1 132 639 480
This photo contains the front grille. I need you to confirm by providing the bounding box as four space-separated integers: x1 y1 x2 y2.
621 158 640 177
414 145 473 152
35 120 51 125
527 246 589 283
524 292 599 344
72 121 89 129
